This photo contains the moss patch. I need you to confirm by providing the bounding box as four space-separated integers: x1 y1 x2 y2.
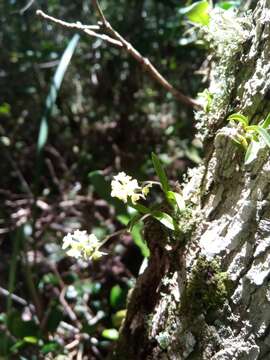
182 256 229 316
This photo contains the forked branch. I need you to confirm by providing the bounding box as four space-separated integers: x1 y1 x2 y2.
37 1 201 109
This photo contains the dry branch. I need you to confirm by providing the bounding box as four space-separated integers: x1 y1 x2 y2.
37 3 202 109
36 10 123 47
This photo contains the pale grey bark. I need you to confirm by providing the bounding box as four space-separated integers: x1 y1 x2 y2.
113 1 270 359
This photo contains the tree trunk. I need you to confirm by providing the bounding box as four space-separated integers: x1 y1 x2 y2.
113 1 270 359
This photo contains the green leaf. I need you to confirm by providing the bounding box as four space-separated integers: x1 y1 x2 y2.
41 341 62 354
128 213 143 231
151 211 176 231
131 223 150 258
244 140 261 165
228 113 249 127
198 89 213 112
89 170 125 214
117 214 130 226
23 337 38 344
0 331 14 356
102 328 119 341
7 310 39 339
0 102 11 116
179 1 210 26
130 202 151 215
37 34 80 153
110 285 124 309
217 1 240 10
10 340 25 352
89 170 111 200
167 191 186 212
46 306 63 333
118 213 149 257
261 113 270 129
248 126 270 148
112 310 127 328
151 153 170 194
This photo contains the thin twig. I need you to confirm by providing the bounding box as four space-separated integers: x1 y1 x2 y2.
36 10 122 47
19 0 35 14
65 339 80 351
92 0 107 25
6 152 33 197
36 7 201 109
100 228 127 247
91 0 201 108
0 286 33 308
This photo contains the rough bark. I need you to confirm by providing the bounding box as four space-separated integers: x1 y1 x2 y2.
113 1 270 359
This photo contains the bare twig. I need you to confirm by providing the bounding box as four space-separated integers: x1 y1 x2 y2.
65 339 80 351
36 10 123 47
92 0 107 25
36 5 202 109
19 0 35 15
100 228 127 247
60 288 78 322
0 286 35 311
92 0 201 108
6 152 33 197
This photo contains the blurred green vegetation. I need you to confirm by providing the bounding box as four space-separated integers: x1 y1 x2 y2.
0 0 241 358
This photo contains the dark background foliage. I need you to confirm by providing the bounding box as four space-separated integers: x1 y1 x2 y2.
0 0 210 358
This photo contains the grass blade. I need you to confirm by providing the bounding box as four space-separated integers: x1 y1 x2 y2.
261 113 270 129
248 125 270 148
228 113 249 127
151 152 170 194
244 140 260 165
167 191 186 212
37 34 80 153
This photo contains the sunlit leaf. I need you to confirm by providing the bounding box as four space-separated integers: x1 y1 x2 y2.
261 113 270 129
151 211 176 230
23 337 38 344
244 140 260 165
248 126 270 148
112 310 127 328
167 191 185 212
179 1 210 26
102 328 119 341
228 113 249 127
0 102 11 116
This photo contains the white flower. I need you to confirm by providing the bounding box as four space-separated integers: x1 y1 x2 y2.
62 230 106 260
111 172 151 204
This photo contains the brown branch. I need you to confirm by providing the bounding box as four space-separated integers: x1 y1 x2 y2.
92 0 201 108
36 6 202 109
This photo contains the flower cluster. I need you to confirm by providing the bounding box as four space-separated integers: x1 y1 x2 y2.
62 230 106 260
111 172 151 204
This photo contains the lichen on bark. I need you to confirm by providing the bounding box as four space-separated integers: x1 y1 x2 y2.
113 1 270 359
